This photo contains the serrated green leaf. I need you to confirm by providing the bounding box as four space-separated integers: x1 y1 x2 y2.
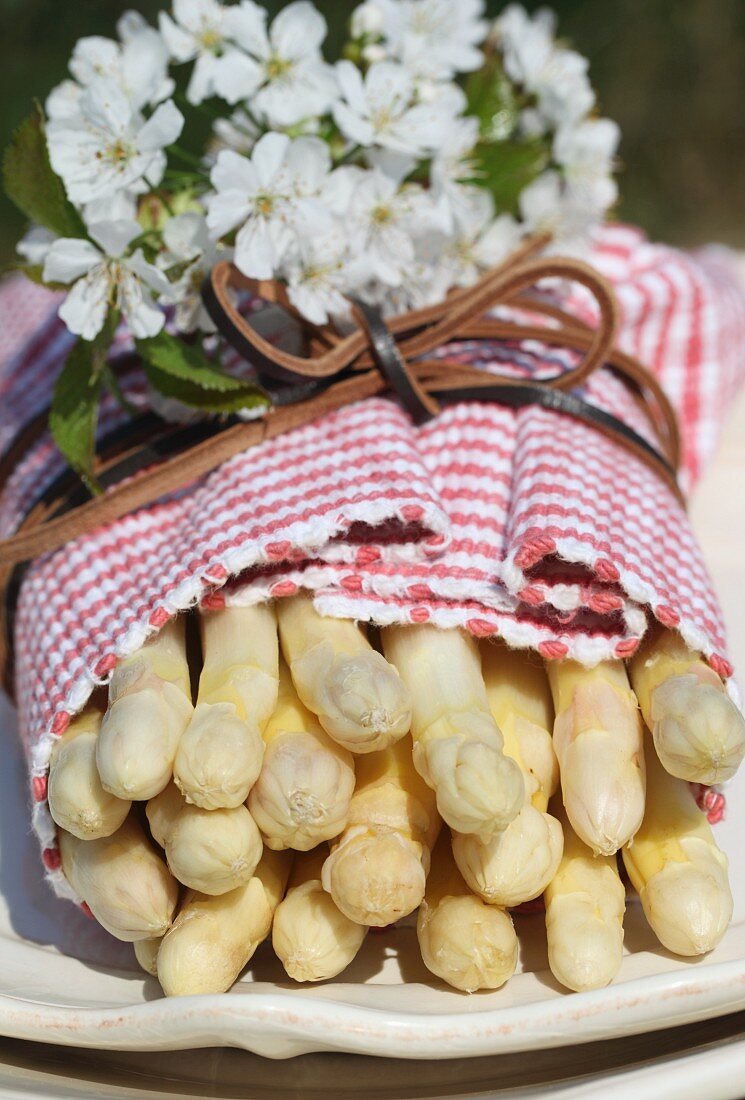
143 360 268 415
3 104 86 238
136 329 269 398
49 338 103 494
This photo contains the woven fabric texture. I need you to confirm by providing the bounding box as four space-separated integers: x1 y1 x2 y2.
1 223 744 897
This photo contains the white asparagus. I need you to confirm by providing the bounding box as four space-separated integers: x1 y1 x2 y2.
622 737 733 956
96 619 193 801
277 596 411 753
382 625 524 841
147 782 263 895
157 848 292 996
544 801 626 992
417 832 518 993
546 660 645 855
48 702 131 840
272 847 367 982
453 642 563 906
174 605 278 809
322 735 440 926
248 660 355 850
480 641 558 812
59 816 178 942
629 629 745 784
134 937 162 977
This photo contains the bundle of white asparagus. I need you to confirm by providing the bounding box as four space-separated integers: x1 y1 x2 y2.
48 598 744 997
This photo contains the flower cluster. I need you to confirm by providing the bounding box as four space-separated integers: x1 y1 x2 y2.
5 0 618 476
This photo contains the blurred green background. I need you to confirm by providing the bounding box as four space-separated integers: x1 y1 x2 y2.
1 0 743 264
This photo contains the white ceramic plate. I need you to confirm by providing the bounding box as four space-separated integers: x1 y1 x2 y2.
0 396 742 1063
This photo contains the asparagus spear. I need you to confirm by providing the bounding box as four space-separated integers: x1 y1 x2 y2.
321 735 440 926
382 625 524 841
134 937 162 977
59 816 178 942
248 659 355 850
622 736 733 956
629 629 745 784
546 660 645 855
453 642 563 906
174 605 278 809
417 832 518 992
272 847 367 981
544 801 626 992
157 849 292 996
48 702 131 840
96 618 193 801
147 782 263 895
277 596 411 752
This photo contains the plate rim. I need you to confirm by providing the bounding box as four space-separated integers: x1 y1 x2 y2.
0 955 744 1059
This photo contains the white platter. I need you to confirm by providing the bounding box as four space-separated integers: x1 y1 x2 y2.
0 395 742 1062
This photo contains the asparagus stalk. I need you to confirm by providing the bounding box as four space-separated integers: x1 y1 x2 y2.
157 848 292 996
417 832 518 992
546 660 645 855
544 801 626 991
622 736 733 956
134 937 162 977
58 816 178 942
96 619 193 801
147 782 263 895
480 641 558 811
272 847 367 981
629 629 745 784
382 625 524 840
48 702 131 840
321 735 440 926
277 596 411 752
248 659 355 850
174 605 278 809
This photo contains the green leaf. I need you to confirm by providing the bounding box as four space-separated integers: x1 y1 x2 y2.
143 361 268 415
5 262 68 292
474 138 551 217
465 51 522 144
3 104 86 238
49 339 103 494
136 330 269 400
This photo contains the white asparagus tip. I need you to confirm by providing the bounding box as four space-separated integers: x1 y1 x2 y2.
322 830 426 926
174 702 264 810
547 898 624 992
652 676 745 784
272 880 367 982
134 937 162 977
321 653 412 750
640 838 733 956
418 895 518 993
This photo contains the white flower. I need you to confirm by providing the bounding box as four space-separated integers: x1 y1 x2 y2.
554 118 619 212
206 132 330 279
212 107 261 155
46 14 174 122
519 170 598 254
374 0 487 80
495 5 594 129
440 191 521 287
430 115 480 231
17 226 57 267
226 0 337 128
333 60 458 156
346 169 421 286
160 212 222 333
47 81 184 204
159 0 262 104
283 228 357 325
351 1 387 39
43 220 170 340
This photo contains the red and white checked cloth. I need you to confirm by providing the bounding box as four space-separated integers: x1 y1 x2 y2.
2 223 745 898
